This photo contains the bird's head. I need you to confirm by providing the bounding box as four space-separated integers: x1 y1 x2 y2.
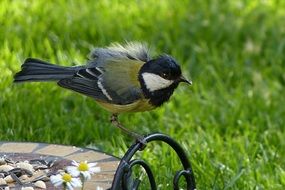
138 55 191 106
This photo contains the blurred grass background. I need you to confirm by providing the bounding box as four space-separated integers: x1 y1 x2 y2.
1 0 285 189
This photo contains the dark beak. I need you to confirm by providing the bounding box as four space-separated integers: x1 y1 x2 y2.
179 75 192 85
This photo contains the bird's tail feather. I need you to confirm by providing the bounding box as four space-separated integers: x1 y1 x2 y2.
14 58 80 83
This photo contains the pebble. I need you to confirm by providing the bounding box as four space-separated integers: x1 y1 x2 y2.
0 157 6 165
4 175 14 183
34 180 46 189
21 187 34 190
0 157 61 189
19 174 28 181
16 162 34 173
0 177 7 185
0 165 14 172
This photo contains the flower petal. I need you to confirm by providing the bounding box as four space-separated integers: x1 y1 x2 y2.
82 171 91 180
89 166 101 174
88 162 98 168
66 166 80 177
71 160 79 167
71 177 82 187
66 182 74 190
50 174 63 187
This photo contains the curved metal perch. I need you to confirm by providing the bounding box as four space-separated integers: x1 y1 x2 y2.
110 133 196 190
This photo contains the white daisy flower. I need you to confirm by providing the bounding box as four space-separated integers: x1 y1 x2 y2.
50 172 82 190
67 160 101 180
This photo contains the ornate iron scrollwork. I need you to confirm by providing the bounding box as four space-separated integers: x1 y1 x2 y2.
111 133 196 190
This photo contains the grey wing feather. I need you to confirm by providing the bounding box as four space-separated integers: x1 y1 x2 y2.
88 42 150 66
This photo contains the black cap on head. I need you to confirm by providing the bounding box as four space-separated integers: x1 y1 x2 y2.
138 54 191 107
139 54 182 80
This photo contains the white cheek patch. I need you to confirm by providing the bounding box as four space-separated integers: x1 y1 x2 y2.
142 72 174 92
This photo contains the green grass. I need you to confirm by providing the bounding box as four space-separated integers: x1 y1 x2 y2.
1 0 285 189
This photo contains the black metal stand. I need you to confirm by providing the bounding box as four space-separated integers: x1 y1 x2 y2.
110 133 196 190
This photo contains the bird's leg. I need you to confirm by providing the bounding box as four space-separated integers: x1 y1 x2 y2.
110 114 143 139
110 114 146 148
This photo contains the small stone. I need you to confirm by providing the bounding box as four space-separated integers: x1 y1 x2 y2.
34 180 46 189
0 165 14 172
0 157 6 165
19 174 28 181
44 169 49 173
33 164 48 170
21 187 34 190
4 158 14 165
4 175 14 183
16 162 34 173
0 177 7 185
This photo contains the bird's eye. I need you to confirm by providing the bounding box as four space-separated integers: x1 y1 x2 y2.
161 72 169 78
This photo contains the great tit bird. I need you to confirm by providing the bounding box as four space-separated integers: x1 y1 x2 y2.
14 42 191 139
